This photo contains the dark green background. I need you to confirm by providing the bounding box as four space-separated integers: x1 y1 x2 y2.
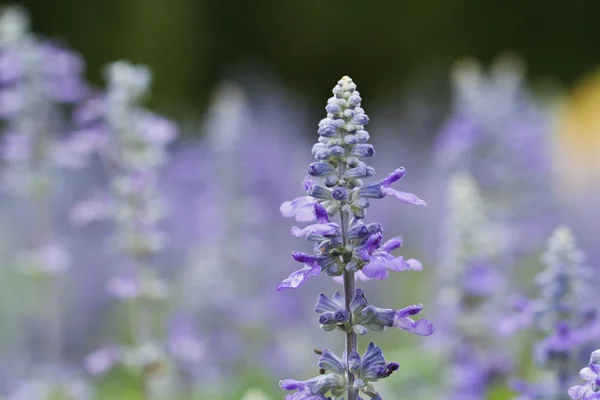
19 0 600 118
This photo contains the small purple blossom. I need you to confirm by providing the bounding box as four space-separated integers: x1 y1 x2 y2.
569 350 600 399
358 167 426 207
393 304 435 336
277 252 322 291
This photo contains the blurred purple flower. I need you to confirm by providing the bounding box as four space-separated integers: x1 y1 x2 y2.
84 346 120 376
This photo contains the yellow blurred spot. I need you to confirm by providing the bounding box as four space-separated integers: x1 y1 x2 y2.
556 68 600 193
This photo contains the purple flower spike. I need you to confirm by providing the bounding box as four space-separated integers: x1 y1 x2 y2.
277 76 432 400
393 305 434 336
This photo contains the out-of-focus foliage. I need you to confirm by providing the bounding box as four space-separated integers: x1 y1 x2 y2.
14 0 600 121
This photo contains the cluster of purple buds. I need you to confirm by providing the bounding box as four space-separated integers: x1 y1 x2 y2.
315 289 432 336
569 350 600 400
280 343 398 400
512 227 596 399
278 76 433 400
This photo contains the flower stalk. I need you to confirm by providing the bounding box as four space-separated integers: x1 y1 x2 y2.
339 161 358 400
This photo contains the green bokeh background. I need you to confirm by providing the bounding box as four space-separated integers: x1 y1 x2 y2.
16 0 600 120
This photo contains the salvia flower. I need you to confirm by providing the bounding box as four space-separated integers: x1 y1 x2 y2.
278 76 432 400
0 7 91 395
79 61 178 397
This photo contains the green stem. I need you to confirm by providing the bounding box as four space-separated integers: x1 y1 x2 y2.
339 162 358 400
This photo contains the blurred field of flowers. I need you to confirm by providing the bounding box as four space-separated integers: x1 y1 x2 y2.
1 3 600 400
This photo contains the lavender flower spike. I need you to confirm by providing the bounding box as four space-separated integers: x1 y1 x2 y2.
431 173 511 400
79 61 177 398
278 76 432 400
0 7 91 394
514 226 596 400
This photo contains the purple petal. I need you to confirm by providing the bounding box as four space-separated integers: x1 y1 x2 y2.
405 258 423 270
569 383 591 399
290 223 337 238
313 202 330 223
361 259 390 280
381 187 427 206
393 315 435 336
280 196 316 222
389 257 422 272
381 237 403 252
381 167 406 186
292 252 317 264
279 379 306 391
396 304 423 318
277 264 321 291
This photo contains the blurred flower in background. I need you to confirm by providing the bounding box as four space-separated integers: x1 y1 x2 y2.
431 55 555 259
0 2 599 400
